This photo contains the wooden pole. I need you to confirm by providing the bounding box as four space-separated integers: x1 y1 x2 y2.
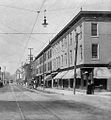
73 33 79 94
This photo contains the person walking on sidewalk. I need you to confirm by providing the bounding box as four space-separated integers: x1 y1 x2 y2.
87 80 92 94
91 81 95 94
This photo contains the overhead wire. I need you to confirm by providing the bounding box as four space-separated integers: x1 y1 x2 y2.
0 0 87 71
17 0 46 69
0 2 88 14
0 32 56 34
33 0 88 58
0 4 36 13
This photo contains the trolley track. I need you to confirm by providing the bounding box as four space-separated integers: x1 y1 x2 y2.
11 85 64 120
11 85 28 120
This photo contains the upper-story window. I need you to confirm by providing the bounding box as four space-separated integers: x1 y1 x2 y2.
80 45 83 60
61 55 63 67
47 50 51 59
50 49 52 58
65 53 67 65
61 39 64 51
58 42 60 53
92 44 99 59
58 56 60 68
44 64 46 72
69 32 72 45
80 25 82 40
64 37 67 47
48 61 52 71
44 53 46 61
91 23 98 36
70 50 73 65
56 57 58 68
36 68 38 74
53 58 56 70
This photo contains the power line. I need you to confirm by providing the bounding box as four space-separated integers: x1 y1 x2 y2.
0 32 56 35
0 4 36 13
0 3 86 13
17 0 46 69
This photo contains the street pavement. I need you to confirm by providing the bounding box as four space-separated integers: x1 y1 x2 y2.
0 84 111 120
26 85 111 97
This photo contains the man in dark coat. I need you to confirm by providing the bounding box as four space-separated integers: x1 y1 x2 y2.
87 80 92 94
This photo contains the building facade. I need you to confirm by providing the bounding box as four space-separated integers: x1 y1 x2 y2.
32 11 111 90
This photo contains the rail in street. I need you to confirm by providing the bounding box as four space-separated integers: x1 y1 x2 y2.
13 85 64 120
0 84 111 120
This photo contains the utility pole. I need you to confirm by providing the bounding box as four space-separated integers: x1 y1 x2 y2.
28 48 33 80
43 52 45 90
4 66 6 85
73 33 79 94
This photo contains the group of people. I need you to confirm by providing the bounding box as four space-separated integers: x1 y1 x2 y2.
87 80 94 94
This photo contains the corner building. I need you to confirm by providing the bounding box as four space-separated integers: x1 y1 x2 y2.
33 11 111 90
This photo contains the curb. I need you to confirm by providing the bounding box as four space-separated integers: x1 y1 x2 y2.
19 85 111 97
22 86 64 95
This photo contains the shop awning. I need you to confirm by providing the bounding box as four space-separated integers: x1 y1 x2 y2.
53 71 68 79
94 67 111 79
62 68 80 79
44 75 52 81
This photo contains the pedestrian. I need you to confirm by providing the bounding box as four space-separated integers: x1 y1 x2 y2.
86 80 92 94
91 81 95 94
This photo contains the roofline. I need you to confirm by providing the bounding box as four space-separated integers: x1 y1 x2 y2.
34 10 111 61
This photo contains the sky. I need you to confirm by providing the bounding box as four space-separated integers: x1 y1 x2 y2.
0 0 111 74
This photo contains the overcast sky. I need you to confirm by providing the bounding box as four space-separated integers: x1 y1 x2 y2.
0 0 111 74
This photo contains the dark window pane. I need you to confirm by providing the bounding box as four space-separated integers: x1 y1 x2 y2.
91 23 97 36
92 44 98 58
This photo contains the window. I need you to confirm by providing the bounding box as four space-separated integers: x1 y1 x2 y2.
91 23 98 36
92 44 99 59
70 50 73 65
65 53 67 65
58 56 60 68
69 32 72 45
48 61 52 71
61 55 63 67
61 39 64 51
50 61 52 70
44 53 46 61
80 45 83 60
53 59 56 70
50 49 52 58
56 57 58 68
44 64 46 72
64 37 67 47
80 25 82 40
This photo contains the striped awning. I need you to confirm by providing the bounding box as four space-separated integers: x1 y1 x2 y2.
94 67 111 79
62 68 80 79
44 75 52 81
53 71 68 79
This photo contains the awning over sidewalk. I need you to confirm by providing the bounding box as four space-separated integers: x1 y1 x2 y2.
44 75 52 81
94 67 111 79
53 71 68 79
62 68 80 79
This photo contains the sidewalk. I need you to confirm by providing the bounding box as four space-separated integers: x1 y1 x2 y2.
22 84 111 97
34 86 111 97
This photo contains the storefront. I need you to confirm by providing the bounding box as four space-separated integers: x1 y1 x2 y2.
53 71 68 88
94 67 111 89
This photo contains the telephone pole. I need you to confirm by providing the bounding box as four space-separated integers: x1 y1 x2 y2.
4 66 6 85
28 48 33 80
73 33 79 94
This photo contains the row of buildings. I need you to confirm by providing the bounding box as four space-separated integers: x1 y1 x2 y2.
0 67 11 86
19 10 111 91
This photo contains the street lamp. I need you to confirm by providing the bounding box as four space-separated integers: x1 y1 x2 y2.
42 9 48 27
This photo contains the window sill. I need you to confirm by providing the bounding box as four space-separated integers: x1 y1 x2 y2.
90 35 99 38
91 58 99 61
